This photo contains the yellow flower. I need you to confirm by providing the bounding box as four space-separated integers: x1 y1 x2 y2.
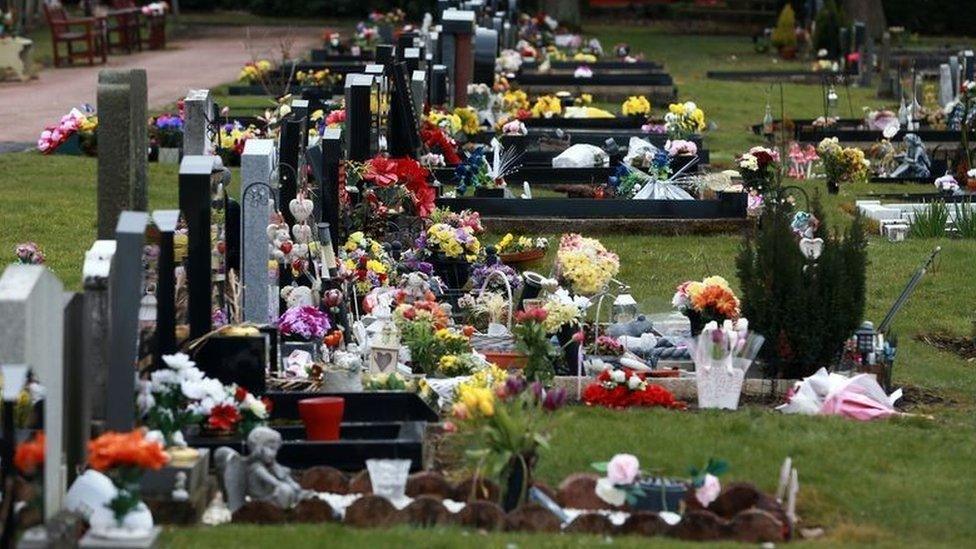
702 276 730 289
622 96 651 117
454 106 480 135
685 281 705 300
531 95 562 118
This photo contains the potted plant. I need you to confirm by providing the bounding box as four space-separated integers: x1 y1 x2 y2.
512 307 558 382
496 233 549 267
419 222 481 289
277 305 331 360
450 374 567 511
152 114 183 164
671 276 741 336
770 5 798 59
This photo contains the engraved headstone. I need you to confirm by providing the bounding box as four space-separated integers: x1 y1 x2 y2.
241 139 278 325
183 89 214 156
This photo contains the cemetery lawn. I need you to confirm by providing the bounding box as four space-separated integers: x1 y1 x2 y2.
2 25 974 548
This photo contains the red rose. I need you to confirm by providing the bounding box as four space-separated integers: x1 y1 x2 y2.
208 404 241 431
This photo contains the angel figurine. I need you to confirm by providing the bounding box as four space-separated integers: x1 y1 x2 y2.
215 426 314 512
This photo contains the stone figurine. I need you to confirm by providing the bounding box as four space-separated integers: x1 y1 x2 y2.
215 426 314 512
889 133 931 179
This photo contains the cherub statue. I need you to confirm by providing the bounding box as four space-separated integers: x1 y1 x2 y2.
215 426 314 512
890 133 932 178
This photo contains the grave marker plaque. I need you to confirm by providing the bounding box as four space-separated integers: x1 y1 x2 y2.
96 69 148 238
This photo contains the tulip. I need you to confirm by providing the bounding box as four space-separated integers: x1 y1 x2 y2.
542 387 567 411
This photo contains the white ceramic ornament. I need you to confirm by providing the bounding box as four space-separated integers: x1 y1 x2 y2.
799 237 824 260
292 224 312 243
289 198 314 222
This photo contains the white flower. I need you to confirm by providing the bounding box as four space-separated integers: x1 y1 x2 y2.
145 430 165 446
626 375 643 390
683 101 697 112
136 383 155 414
695 474 722 507
595 477 627 506
162 352 195 370
733 318 749 332
170 430 187 447
247 398 268 419
181 377 225 402
178 366 205 383
610 369 626 383
738 153 759 171
150 368 179 388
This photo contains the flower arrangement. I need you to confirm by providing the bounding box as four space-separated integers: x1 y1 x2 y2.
138 353 208 446
555 234 620 295
621 95 651 117
278 305 331 341
496 233 548 255
582 367 687 409
502 119 527 136
239 60 273 84
205 385 271 435
38 107 97 155
15 432 45 476
672 276 740 329
88 429 169 527
427 108 463 135
666 139 698 157
592 335 624 357
393 299 450 330
437 353 485 377
421 122 461 165
450 374 567 510
540 288 590 333
14 242 45 264
428 207 485 234
341 231 393 295
348 155 437 223
531 95 562 118
324 108 345 128
419 223 482 262
512 307 559 382
216 121 259 163
737 145 780 194
501 89 530 112
664 101 706 139
470 261 522 292
817 137 869 191
592 454 725 510
151 114 183 148
295 68 335 87
398 318 473 376
458 291 511 328
140 2 168 16
455 106 481 135
353 21 379 49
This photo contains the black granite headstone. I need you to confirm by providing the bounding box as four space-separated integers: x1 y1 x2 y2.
431 64 448 106
344 74 375 161
278 117 303 228
178 157 213 340
152 209 180 366
388 62 422 157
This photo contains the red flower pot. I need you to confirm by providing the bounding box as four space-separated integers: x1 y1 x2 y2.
298 397 345 441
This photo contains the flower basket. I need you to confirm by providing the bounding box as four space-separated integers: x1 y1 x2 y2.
430 256 471 289
499 248 546 267
630 478 688 513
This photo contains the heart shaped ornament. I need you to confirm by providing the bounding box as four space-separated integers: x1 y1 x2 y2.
372 350 395 373
292 224 313 243
292 243 309 258
799 237 824 260
289 198 314 222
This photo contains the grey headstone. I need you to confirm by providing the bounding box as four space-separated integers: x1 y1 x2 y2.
503 22 514 50
96 69 148 239
241 139 278 325
939 64 954 107
473 27 498 85
106 212 148 432
0 265 65 518
82 240 115 424
182 89 213 156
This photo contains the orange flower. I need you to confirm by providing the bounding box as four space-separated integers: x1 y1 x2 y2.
15 432 45 475
691 285 740 319
87 430 169 472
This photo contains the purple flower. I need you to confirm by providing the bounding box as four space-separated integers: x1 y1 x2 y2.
470 263 522 292
14 242 44 265
530 381 544 402
278 305 331 340
212 308 228 328
505 374 527 396
542 387 567 411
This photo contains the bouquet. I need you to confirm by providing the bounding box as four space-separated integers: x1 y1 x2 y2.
530 95 562 118
496 233 548 255
341 231 393 295
278 306 331 341
817 137 869 191
88 430 169 527
737 146 780 194
512 307 559 382
470 262 522 293
151 114 184 148
555 234 620 295
418 223 482 262
437 353 486 377
450 374 567 510
621 95 651 117
664 101 706 139
688 319 764 410
672 276 740 331
582 367 686 409
350 155 437 220
37 107 97 155
592 335 624 357
540 288 590 333
239 60 273 84
295 68 335 87
14 242 45 265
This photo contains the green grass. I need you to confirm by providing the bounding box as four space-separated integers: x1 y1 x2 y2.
3 23 976 549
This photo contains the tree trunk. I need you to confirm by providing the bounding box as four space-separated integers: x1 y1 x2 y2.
841 0 886 40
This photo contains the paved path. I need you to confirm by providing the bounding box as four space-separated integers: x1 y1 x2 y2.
0 26 320 146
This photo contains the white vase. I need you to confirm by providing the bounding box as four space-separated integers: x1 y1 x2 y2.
695 356 746 410
88 501 154 539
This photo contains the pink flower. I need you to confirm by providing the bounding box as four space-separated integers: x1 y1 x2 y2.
606 453 640 485
325 109 346 127
695 473 721 507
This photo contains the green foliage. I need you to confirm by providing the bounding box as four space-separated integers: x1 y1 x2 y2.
813 0 847 57
771 5 797 50
512 317 558 383
953 200 976 238
910 201 949 238
736 195 868 378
